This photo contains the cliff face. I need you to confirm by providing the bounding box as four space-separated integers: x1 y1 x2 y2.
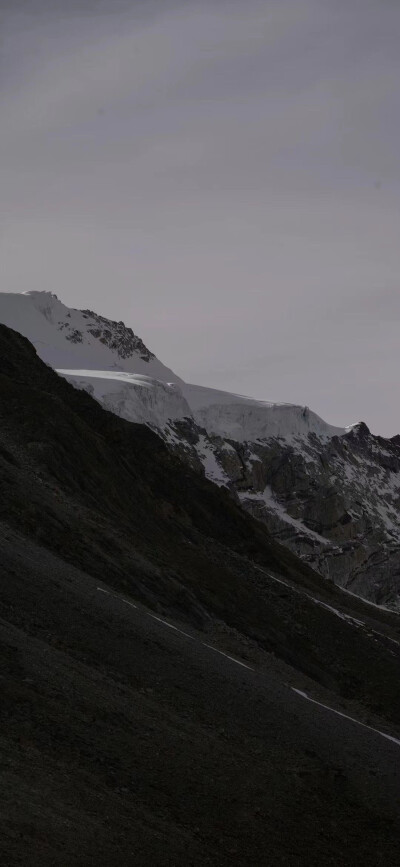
209 421 400 608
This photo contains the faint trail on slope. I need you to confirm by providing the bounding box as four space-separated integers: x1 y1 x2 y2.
291 688 400 748
97 586 400 746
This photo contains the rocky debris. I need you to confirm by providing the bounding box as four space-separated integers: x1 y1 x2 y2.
65 329 83 343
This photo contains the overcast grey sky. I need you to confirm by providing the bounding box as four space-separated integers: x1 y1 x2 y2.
1 0 400 435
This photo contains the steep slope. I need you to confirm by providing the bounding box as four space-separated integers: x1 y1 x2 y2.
2 523 400 867
1 321 400 715
1 321 400 865
1 290 399 607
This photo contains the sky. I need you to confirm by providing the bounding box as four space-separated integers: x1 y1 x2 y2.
1 0 400 436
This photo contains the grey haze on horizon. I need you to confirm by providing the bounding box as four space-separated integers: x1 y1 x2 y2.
1 0 399 436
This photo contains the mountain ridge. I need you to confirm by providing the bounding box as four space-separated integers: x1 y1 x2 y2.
1 289 399 608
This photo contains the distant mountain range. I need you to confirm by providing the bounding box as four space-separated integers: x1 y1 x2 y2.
1 289 399 608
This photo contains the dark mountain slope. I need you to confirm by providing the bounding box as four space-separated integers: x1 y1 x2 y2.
1 323 400 864
1 523 400 867
0 321 315 578
0 322 400 723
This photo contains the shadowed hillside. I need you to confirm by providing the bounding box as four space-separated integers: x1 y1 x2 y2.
1 323 400 865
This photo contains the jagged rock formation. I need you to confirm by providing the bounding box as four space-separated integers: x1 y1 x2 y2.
170 411 400 609
80 309 155 360
1 290 399 608
215 422 400 608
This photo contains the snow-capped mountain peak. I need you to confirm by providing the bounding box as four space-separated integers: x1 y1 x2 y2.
0 291 178 382
1 289 400 609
